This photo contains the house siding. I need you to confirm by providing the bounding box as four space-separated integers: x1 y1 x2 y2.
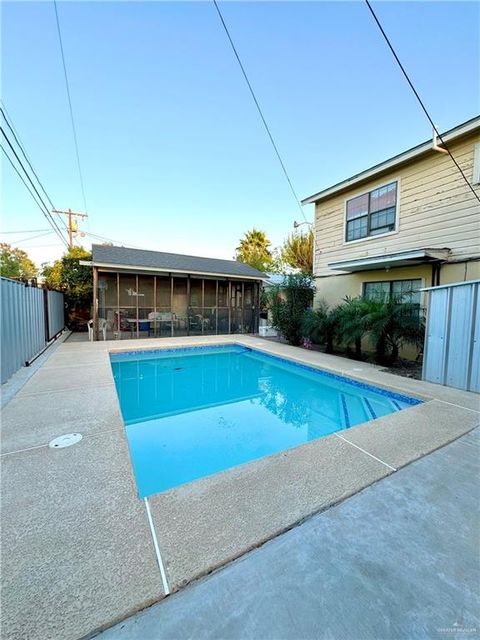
313 133 480 280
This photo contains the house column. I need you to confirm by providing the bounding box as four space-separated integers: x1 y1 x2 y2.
93 266 99 340
170 274 174 337
215 280 219 335
227 280 231 334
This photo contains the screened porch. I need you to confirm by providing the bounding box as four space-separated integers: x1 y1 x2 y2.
94 270 261 340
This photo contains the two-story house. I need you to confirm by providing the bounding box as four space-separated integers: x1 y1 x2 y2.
302 117 480 313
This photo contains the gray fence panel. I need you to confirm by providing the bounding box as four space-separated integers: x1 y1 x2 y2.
1 278 63 384
470 290 480 394
422 280 479 392
445 284 473 390
47 290 65 339
422 287 448 384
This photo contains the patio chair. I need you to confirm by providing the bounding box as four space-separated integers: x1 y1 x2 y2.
87 319 107 341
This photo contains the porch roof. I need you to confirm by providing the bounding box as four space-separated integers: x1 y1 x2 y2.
89 245 267 281
327 248 451 273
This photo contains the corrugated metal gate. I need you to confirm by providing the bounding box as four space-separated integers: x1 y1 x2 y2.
422 279 479 393
1 278 65 384
47 290 65 340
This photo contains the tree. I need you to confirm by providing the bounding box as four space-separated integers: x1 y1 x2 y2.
235 229 274 272
42 246 92 308
280 228 314 275
335 296 371 359
0 243 38 280
267 273 315 345
362 297 425 365
303 300 339 354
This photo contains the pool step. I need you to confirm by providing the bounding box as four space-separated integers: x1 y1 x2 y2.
341 393 402 429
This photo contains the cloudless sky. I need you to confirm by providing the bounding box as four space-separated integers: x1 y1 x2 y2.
1 1 478 266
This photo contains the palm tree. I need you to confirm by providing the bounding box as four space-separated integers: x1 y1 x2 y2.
281 229 314 275
336 296 371 359
302 300 339 353
362 297 425 365
235 229 273 272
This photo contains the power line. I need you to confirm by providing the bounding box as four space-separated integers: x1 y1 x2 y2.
0 103 69 233
1 105 55 211
0 127 68 243
83 230 145 250
0 228 50 234
364 0 480 204
11 231 55 245
1 145 67 247
0 138 69 247
53 0 88 213
212 0 308 222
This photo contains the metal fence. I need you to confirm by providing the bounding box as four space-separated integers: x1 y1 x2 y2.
1 278 65 384
422 279 479 393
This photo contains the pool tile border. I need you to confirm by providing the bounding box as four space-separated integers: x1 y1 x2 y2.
110 342 422 407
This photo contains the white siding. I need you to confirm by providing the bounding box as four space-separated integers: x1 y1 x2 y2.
314 134 480 277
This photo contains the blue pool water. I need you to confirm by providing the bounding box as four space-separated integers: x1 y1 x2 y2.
110 345 421 497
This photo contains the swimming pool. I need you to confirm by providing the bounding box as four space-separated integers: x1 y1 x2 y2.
111 345 421 497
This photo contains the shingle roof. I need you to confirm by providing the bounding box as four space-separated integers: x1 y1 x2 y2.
91 244 266 279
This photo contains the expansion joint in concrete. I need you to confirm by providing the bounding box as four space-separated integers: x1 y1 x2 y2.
144 497 170 596
334 433 397 472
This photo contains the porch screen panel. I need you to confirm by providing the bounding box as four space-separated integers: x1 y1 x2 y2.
243 282 254 333
155 276 172 337
137 276 155 337
118 275 138 337
203 279 217 335
230 282 243 334
189 278 203 336
172 277 188 336
97 273 117 339
217 280 229 334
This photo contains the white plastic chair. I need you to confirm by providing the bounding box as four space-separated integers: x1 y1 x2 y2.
87 319 94 341
87 318 107 341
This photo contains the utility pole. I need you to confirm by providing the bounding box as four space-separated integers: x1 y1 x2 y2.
52 209 88 249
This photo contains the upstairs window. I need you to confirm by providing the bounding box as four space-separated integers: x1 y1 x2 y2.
346 181 397 242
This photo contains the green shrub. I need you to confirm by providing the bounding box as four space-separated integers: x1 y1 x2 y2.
335 296 371 359
302 294 424 364
362 297 425 365
268 273 314 346
302 300 339 353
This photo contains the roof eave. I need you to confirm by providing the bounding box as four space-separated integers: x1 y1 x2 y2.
327 248 451 273
89 261 268 281
302 116 480 205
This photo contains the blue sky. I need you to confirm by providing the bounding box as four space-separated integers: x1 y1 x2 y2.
1 1 478 266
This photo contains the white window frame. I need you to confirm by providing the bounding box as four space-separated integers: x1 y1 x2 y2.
342 177 401 246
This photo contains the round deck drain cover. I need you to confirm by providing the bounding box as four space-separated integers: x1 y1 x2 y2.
49 433 83 449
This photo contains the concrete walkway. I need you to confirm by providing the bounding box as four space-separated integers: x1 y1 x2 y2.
98 428 480 640
1 335 478 639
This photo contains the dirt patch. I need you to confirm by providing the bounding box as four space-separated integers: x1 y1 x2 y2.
380 359 423 380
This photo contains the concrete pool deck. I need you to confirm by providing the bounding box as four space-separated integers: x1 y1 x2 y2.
1 335 479 639
98 427 480 640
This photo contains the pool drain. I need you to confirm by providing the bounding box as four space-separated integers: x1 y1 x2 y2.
49 433 83 449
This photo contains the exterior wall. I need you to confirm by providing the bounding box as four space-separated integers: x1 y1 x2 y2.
314 260 480 308
313 133 480 278
313 261 480 362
